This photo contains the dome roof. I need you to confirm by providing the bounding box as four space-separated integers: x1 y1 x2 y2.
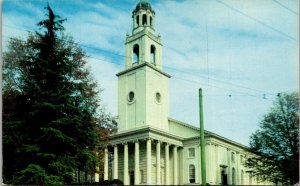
133 0 155 14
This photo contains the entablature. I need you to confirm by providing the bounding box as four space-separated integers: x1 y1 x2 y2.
126 28 161 45
108 126 183 147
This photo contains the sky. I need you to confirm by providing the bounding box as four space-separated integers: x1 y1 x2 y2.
2 0 299 146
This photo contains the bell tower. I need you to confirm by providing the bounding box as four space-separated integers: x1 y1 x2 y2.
117 0 170 132
124 0 163 70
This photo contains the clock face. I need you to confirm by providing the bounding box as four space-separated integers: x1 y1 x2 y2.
155 92 161 103
128 91 135 102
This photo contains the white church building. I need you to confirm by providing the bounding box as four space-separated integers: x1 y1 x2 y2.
98 1 271 185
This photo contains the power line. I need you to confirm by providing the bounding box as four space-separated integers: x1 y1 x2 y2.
272 0 299 16
206 23 210 87
3 30 279 99
215 0 298 42
2 24 283 99
76 47 276 101
80 44 278 96
80 38 272 95
3 24 36 32
88 54 274 102
1 22 292 96
2 33 277 102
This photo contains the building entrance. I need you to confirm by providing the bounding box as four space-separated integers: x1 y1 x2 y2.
129 171 134 185
221 170 228 185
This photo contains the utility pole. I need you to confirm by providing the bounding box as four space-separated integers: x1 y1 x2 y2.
199 88 206 185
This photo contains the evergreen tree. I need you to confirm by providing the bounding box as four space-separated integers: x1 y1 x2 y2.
3 5 109 184
245 92 299 184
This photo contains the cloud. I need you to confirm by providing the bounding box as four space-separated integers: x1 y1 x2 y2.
150 0 298 146
2 0 298 146
87 54 120 115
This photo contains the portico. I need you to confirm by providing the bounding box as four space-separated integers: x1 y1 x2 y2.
102 127 182 185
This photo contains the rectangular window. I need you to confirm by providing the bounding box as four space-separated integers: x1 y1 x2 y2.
231 152 235 163
188 148 195 158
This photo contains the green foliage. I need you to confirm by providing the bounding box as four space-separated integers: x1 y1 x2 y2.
2 5 110 184
246 92 299 184
12 164 63 185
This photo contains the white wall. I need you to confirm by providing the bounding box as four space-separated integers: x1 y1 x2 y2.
181 137 273 185
168 119 199 138
117 66 169 132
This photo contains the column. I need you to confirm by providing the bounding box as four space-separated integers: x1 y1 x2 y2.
227 149 231 184
156 141 161 184
113 145 118 179
148 14 151 27
146 139 152 184
95 152 100 182
173 146 178 185
215 145 219 184
165 143 170 185
152 15 155 29
104 147 108 180
139 13 142 27
206 143 212 184
95 165 100 181
124 143 129 185
133 15 135 28
134 141 140 185
245 171 249 185
236 152 240 185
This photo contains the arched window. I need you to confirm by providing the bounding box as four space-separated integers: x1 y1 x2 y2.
241 170 244 185
150 16 153 27
150 45 155 64
136 15 139 26
232 168 236 185
133 44 139 63
189 164 195 183
142 14 147 25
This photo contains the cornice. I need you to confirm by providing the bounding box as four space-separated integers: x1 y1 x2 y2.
112 126 183 141
116 62 171 78
126 29 161 45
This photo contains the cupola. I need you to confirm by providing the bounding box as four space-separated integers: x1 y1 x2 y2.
132 0 155 34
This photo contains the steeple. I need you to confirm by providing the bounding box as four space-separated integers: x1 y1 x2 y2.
116 1 170 132
124 0 162 70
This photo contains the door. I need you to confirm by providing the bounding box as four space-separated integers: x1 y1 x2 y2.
221 170 228 185
129 171 134 185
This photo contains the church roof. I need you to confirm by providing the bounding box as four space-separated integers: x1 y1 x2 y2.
133 0 155 14
168 117 250 149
